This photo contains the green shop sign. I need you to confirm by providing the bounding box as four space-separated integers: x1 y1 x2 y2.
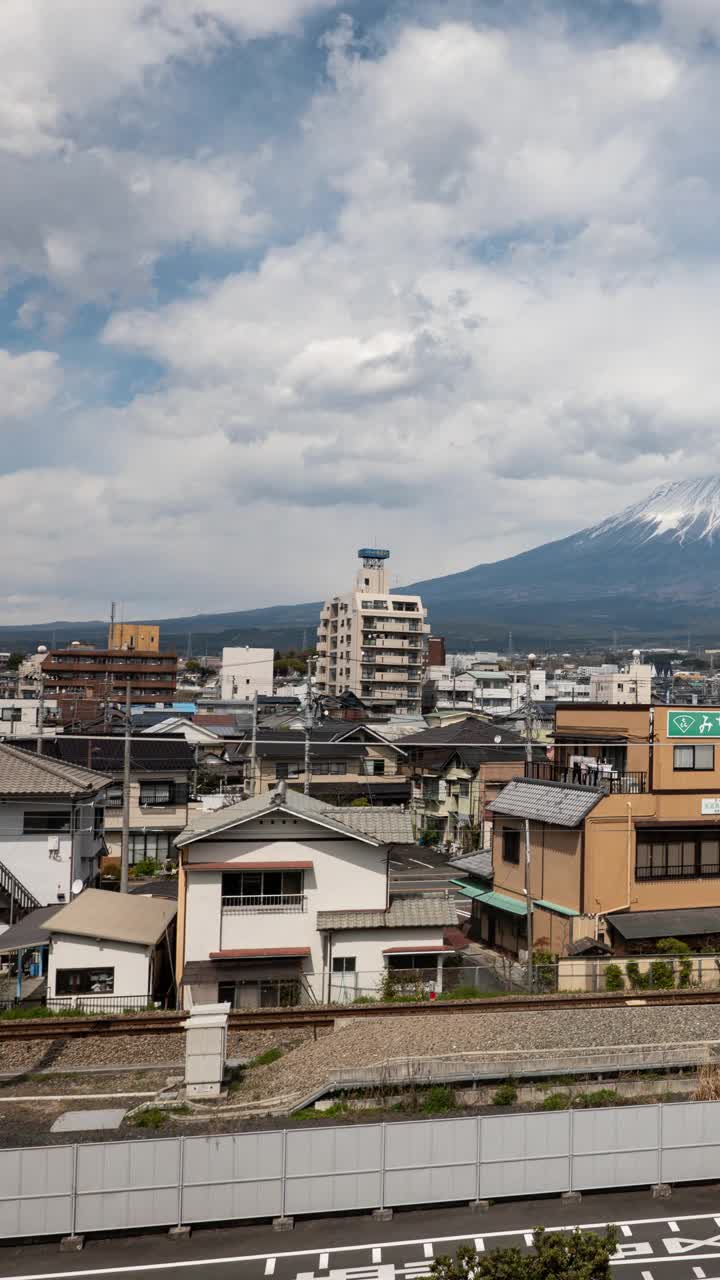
667 710 720 738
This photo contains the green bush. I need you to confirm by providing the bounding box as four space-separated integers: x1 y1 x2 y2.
649 959 675 990
604 963 625 991
441 985 491 1000
655 937 690 955
131 1107 167 1129
626 961 649 990
533 949 558 993
678 957 693 988
542 1092 570 1110
129 858 161 879
420 1086 456 1113
492 1081 518 1106
576 1089 621 1108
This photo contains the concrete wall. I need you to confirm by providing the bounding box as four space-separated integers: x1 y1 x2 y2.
47 932 151 1001
220 648 274 703
0 800 103 906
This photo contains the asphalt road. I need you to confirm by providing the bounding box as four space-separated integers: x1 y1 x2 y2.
3 1186 720 1280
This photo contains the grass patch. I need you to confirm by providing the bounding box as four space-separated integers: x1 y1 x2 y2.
542 1092 570 1111
168 1104 192 1115
420 1085 456 1113
292 1101 348 1121
439 986 502 1000
250 1047 284 1068
576 1089 622 1108
131 1107 167 1129
0 1005 89 1021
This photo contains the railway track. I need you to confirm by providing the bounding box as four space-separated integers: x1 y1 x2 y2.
3 986 720 1039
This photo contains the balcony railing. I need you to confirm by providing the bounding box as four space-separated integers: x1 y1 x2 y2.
525 762 647 794
221 894 307 913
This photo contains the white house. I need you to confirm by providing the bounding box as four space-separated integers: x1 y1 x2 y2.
220 647 274 703
0 699 61 740
44 888 176 1010
176 783 457 1008
0 744 109 922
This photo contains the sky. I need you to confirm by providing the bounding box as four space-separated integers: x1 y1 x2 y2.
3 0 720 622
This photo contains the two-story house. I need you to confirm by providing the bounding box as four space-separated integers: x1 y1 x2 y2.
400 716 528 846
17 738 194 867
236 725 410 806
478 702 720 957
175 782 457 1008
0 744 109 922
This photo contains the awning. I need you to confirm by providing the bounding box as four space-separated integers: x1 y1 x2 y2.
382 945 455 955
209 947 311 960
606 908 720 941
0 906 57 954
453 884 527 916
187 861 313 872
181 958 305 985
535 899 579 918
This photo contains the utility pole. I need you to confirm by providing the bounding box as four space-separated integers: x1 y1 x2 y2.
120 680 132 894
303 657 315 797
36 673 45 755
248 691 258 798
524 653 536 994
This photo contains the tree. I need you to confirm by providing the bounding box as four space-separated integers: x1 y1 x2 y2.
6 652 24 671
431 1228 618 1280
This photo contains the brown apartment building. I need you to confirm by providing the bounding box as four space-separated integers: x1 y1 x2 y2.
42 644 177 710
470 703 720 956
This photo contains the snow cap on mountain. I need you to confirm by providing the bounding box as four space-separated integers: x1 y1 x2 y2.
588 478 720 545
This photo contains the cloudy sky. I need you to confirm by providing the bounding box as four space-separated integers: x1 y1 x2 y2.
2 0 720 622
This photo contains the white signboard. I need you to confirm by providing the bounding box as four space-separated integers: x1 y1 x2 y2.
701 798 720 815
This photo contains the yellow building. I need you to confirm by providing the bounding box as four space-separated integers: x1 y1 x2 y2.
108 623 160 652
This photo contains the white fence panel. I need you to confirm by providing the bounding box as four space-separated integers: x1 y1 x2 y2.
661 1100 720 1184
479 1112 570 1199
75 1139 180 1233
0 1147 74 1240
285 1125 382 1215
183 1133 284 1223
571 1106 659 1191
384 1118 477 1206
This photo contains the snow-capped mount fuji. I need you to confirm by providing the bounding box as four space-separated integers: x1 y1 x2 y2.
585 478 720 547
398 477 720 644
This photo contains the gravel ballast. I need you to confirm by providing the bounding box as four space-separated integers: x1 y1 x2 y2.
235 1005 720 1101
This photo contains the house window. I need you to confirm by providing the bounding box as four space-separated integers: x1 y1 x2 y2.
222 869 304 909
364 759 385 776
502 828 521 864
673 745 715 771
332 956 356 972
387 953 436 970
23 810 72 834
105 784 123 808
128 831 173 864
636 833 720 880
55 967 114 995
0 708 21 722
139 781 173 807
275 762 303 779
456 779 470 797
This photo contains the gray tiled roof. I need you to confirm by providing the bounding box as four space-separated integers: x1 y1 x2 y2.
489 778 605 828
449 850 493 880
317 898 458 930
176 783 413 846
0 743 110 798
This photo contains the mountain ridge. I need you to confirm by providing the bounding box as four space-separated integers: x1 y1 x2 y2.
4 479 720 651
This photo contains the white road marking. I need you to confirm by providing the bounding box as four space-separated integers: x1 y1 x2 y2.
473 1240 485 1253
714 1218 720 1229
523 1234 534 1247
640 1272 654 1280
422 1245 433 1259
8 1214 720 1280
409 859 432 868
667 1223 679 1232
264 1263 276 1277
319 1256 329 1271
693 1269 707 1278
621 1225 632 1237
372 1252 382 1265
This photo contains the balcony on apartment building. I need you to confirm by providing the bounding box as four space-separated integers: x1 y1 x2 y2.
525 760 647 794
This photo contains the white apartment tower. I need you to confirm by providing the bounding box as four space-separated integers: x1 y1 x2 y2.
316 549 429 715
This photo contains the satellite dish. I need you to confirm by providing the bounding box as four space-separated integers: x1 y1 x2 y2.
71 879 84 897
494 735 502 744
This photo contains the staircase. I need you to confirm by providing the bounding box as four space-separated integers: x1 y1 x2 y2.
0 860 40 922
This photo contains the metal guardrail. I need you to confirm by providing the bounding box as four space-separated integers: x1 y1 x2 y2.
329 1040 720 1087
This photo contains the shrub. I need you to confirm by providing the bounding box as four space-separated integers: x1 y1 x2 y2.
655 937 690 955
129 858 161 879
626 961 649 990
576 1089 621 1108
441 985 490 1000
533 949 557 993
604 963 625 991
420 1086 456 1113
649 959 675 990
542 1092 570 1110
678 957 693 988
492 1081 518 1106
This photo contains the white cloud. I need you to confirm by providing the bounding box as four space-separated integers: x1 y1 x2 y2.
0 349 60 421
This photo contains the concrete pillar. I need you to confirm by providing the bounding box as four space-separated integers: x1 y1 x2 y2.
183 1002 229 1098
436 953 445 994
